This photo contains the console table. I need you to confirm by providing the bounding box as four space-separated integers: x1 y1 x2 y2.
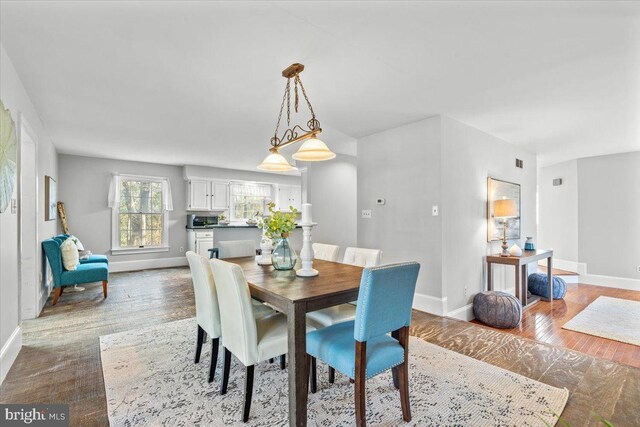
486 249 554 308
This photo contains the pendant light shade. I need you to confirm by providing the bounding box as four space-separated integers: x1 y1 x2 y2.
291 135 336 161
257 150 297 172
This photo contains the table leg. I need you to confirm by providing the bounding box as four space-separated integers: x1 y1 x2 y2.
514 265 521 303
487 262 493 291
287 302 308 427
522 265 528 307
547 257 553 303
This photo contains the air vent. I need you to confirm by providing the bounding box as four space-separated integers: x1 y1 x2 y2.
553 178 563 186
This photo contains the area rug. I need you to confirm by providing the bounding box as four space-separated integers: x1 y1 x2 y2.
563 296 640 346
100 318 568 426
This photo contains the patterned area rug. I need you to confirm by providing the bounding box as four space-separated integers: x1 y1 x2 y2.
100 318 568 426
563 296 640 346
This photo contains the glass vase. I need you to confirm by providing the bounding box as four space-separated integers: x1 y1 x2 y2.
272 237 296 271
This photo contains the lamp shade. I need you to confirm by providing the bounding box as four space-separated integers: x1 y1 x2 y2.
291 135 336 161
257 151 297 172
494 199 518 218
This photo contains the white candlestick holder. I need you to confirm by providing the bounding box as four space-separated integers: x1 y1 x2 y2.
296 222 318 277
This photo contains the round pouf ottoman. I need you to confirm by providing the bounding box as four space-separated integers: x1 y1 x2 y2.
473 291 522 328
528 273 567 299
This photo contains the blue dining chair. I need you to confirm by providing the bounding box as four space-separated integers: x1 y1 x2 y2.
306 262 420 427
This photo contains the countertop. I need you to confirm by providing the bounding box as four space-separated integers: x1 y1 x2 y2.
186 224 302 229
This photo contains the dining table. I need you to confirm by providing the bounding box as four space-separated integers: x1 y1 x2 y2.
226 256 365 427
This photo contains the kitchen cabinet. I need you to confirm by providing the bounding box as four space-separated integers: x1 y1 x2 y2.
276 185 302 212
188 230 214 258
187 179 229 211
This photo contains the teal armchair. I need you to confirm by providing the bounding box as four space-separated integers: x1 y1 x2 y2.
42 237 109 305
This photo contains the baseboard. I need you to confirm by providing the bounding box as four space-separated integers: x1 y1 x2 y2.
579 274 640 291
0 326 22 385
413 293 447 316
447 303 475 321
538 258 586 275
38 287 49 316
109 256 188 273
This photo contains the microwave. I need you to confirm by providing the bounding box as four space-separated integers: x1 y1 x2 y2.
187 214 218 228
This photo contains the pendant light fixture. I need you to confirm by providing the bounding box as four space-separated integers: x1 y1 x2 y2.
257 63 335 172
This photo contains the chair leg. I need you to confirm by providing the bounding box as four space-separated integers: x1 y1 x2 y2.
355 341 367 427
243 365 255 422
102 280 108 298
309 356 317 393
280 354 286 370
269 358 274 363
221 347 232 395
195 325 205 364
328 366 335 383
52 287 62 305
209 338 219 383
391 329 400 389
398 327 411 422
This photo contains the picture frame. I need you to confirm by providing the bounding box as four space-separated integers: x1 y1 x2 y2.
45 175 57 221
487 177 521 242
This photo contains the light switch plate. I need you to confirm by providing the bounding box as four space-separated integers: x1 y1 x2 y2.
432 205 439 216
361 209 372 219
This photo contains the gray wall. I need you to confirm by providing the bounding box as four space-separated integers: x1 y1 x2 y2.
441 116 537 313
357 117 443 298
578 152 640 279
538 159 579 262
306 154 358 260
1 44 58 381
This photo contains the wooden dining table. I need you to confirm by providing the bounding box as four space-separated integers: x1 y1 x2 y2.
226 256 365 427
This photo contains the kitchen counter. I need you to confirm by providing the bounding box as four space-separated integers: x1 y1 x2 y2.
187 224 302 229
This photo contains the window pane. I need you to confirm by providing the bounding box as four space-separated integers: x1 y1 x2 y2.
117 178 166 248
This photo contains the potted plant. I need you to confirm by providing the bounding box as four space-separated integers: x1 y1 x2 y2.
218 213 230 225
258 202 299 270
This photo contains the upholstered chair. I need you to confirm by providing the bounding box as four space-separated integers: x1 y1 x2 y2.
307 262 420 427
218 240 256 259
209 258 316 422
42 237 108 305
186 252 272 384
343 247 383 267
312 243 340 262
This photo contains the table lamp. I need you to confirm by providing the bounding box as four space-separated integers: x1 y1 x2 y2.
493 198 518 257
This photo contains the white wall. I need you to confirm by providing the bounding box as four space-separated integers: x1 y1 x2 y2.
1 44 58 383
578 152 640 279
357 117 444 302
538 160 579 263
306 154 358 260
356 115 537 318
441 116 537 316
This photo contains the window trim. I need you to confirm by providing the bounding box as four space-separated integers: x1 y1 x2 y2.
111 174 170 255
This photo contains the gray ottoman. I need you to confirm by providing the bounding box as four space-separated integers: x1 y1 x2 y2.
473 291 522 328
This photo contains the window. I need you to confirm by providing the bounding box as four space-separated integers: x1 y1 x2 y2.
109 175 172 254
229 183 272 221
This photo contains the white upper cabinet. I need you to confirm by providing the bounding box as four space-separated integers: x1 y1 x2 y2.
188 179 211 211
276 185 302 212
211 181 229 211
187 179 229 211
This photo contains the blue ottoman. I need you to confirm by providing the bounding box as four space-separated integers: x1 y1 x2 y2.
473 291 522 329
528 273 566 299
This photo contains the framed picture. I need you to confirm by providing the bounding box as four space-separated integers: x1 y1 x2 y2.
45 175 57 221
487 177 521 242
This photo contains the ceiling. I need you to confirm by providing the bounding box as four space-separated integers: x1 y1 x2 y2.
1 1 638 170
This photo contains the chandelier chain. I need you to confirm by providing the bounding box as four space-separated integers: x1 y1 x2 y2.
274 79 290 139
295 75 316 120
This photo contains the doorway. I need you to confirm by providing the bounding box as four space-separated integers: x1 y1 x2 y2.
19 117 39 319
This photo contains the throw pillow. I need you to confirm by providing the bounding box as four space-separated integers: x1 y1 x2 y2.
69 235 84 251
60 238 80 271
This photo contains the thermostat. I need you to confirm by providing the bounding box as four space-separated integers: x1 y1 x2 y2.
376 198 386 205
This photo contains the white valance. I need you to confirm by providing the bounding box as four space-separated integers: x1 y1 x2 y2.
230 182 272 198
108 174 173 211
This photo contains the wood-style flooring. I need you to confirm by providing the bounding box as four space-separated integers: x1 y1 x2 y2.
474 282 640 369
0 267 638 426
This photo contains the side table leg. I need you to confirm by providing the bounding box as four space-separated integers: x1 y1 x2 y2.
522 265 528 307
547 257 554 303
487 262 492 291
515 265 521 303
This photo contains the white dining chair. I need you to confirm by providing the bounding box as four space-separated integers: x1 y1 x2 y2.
186 252 273 384
218 240 256 259
343 247 383 267
209 258 316 422
312 243 340 262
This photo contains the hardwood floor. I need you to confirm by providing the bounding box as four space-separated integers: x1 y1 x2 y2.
0 267 638 426
473 282 640 369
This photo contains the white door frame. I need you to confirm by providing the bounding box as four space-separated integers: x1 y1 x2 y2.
18 114 40 319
